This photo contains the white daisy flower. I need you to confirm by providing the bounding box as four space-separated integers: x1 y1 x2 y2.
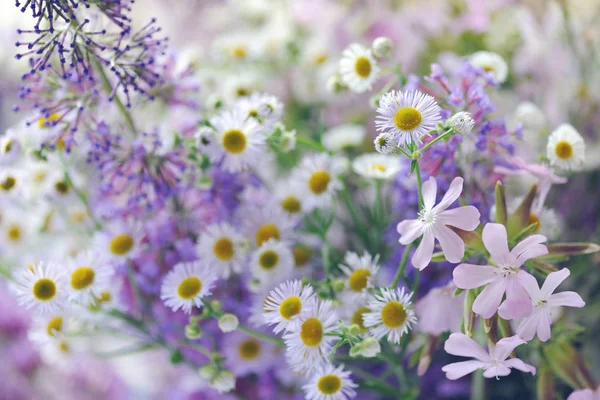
339 299 371 336
39 336 75 366
65 251 114 304
375 90 441 147
93 221 143 261
250 239 295 286
160 261 218 314
339 252 380 300
373 132 397 155
209 109 267 173
0 210 36 258
0 165 23 198
0 132 21 164
283 299 339 373
274 182 306 218
292 154 343 211
12 261 68 315
469 51 508 83
240 205 296 247
263 280 316 334
363 287 417 344
546 124 585 170
339 44 380 93
235 92 284 131
29 312 71 344
352 153 401 181
303 363 358 400
322 124 365 152
222 331 276 376
197 223 248 279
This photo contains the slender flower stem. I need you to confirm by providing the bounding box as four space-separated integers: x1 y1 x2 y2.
390 241 413 288
419 128 453 153
414 161 424 209
396 146 412 159
296 135 326 152
238 325 284 347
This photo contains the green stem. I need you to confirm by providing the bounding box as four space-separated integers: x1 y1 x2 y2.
471 370 485 400
295 135 326 152
414 161 424 209
238 325 284 347
396 146 412 159
419 128 453 153
390 241 413 288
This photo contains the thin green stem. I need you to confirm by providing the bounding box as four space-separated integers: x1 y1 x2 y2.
390 241 413 288
414 161 424 209
295 135 326 152
396 146 412 159
419 128 453 153
238 325 284 347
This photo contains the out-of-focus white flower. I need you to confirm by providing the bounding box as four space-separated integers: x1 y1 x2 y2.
210 370 236 393
469 51 508 83
322 124 365 152
547 124 585 170
372 37 393 58
339 44 380 93
514 102 546 132
352 153 402 180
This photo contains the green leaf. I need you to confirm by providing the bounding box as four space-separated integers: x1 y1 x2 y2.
546 242 600 256
494 181 508 225
449 227 486 253
410 160 417 174
511 222 540 245
507 184 537 239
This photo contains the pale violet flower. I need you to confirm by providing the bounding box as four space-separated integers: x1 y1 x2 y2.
415 282 463 335
568 387 600 400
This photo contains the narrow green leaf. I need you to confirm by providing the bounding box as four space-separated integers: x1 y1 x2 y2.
495 181 507 225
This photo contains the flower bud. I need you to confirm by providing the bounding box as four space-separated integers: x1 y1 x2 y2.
374 132 395 155
218 313 239 333
372 37 392 58
281 129 297 152
332 279 346 293
210 370 236 393
185 324 203 340
349 345 362 358
348 324 362 337
199 364 218 380
358 337 381 358
326 73 346 94
448 112 475 135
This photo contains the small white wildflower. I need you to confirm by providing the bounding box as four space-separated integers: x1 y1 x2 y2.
448 112 475 135
211 370 236 393
218 313 240 333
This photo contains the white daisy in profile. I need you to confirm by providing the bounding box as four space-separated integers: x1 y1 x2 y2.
363 287 417 344
373 132 397 155
546 124 585 170
94 221 143 261
235 92 284 131
29 312 71 344
263 280 315 333
375 90 441 147
352 153 401 181
292 244 315 271
322 124 365 152
250 239 295 286
240 205 296 247
64 251 114 304
197 223 248 279
339 252 380 300
283 299 339 373
469 51 508 83
209 109 266 172
222 331 276 377
303 363 358 400
12 261 68 315
292 154 343 211
160 261 218 314
0 133 21 164
339 43 380 93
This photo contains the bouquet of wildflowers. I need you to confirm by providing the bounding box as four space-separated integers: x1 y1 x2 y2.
2 1 600 399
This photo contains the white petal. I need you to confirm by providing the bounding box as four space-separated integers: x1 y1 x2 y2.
433 176 463 212
472 279 507 318
397 219 424 245
482 223 510 262
493 335 527 361
504 358 536 375
547 292 585 308
437 206 481 231
453 264 497 289
540 268 570 299
443 333 491 361
411 229 435 270
433 224 465 263
422 176 437 211
442 360 485 380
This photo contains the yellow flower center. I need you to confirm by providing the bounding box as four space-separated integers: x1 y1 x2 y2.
248 109 259 118
394 107 422 131
3 139 13 153
70 267 95 290
222 129 247 154
293 246 311 268
371 163 387 172
255 224 280 246
8 225 21 241
38 113 60 129
317 374 342 395
238 339 261 360
33 278 57 301
236 87 251 97
300 317 323 347
308 170 331 194
482 65 495 72
231 46 247 59
354 56 372 78
351 306 370 332
348 268 371 292
109 234 134 256
54 181 69 195
177 277 203 299
213 237 234 261
381 301 407 328
99 291 112 303
59 340 70 353
554 141 573 160
279 296 302 319
528 213 540 233
1 176 16 191
259 250 279 270
281 196 301 214
46 316 63 336
315 53 328 65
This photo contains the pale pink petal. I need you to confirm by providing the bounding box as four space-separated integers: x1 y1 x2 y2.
442 360 485 380
540 268 570 299
482 223 510 262
443 333 490 361
504 358 537 375
433 176 463 212
516 270 541 299
437 206 481 231
433 224 465 263
397 219 424 245
493 335 527 361
453 264 497 289
512 243 548 267
498 298 533 321
536 310 552 342
472 279 507 318
567 389 597 400
483 365 512 378
412 229 435 270
422 176 437 211
547 292 585 308
510 234 547 257
516 311 543 341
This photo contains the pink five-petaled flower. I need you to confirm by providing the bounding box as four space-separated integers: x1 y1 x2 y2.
452 223 548 319
517 268 585 342
568 387 600 400
442 333 536 380
397 176 480 270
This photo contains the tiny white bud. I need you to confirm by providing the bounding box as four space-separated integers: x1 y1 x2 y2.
448 112 475 135
326 74 346 94
372 37 393 58
374 132 396 155
281 129 297 152
358 337 381 358
185 324 202 340
210 370 236 393
349 345 362 358
218 313 239 333
198 364 218 380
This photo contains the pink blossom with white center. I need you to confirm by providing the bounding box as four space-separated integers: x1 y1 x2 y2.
442 333 536 380
453 223 548 319
517 268 585 342
397 176 480 270
568 387 600 400
415 282 464 335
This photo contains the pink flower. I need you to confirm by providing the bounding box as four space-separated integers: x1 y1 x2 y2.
415 282 463 335
517 268 585 342
442 333 536 380
568 387 600 400
397 176 480 270
453 223 548 319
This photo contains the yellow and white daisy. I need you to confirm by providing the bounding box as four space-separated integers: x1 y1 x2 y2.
363 288 417 344
222 331 276 377
28 312 71 344
240 205 296 247
322 124 365 152
469 51 508 83
250 238 295 286
352 153 401 181
263 280 315 334
283 299 338 373
160 261 217 314
12 261 68 315
0 210 36 258
0 132 21 164
340 300 371 337
292 154 343 211
93 221 143 261
234 92 284 131
0 165 22 198
303 363 358 400
274 182 306 219
209 109 267 172
375 90 441 147
197 223 248 279
339 252 380 301
65 251 114 304
339 44 380 93
546 124 585 170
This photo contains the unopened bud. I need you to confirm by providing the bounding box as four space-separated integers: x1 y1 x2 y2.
332 279 346 293
348 324 362 337
372 37 392 58
218 313 239 333
326 74 346 94
448 111 475 135
199 364 218 380
185 324 203 340
210 370 236 393
358 337 381 358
